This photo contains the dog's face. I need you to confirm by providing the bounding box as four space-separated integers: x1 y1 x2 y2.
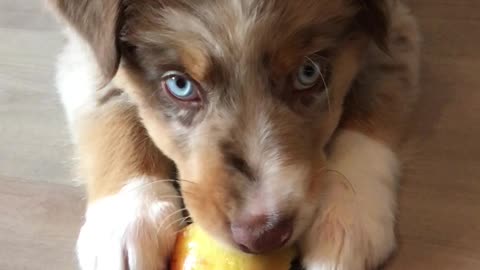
51 0 388 253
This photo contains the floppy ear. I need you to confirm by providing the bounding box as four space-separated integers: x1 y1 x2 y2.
356 0 390 50
49 0 122 80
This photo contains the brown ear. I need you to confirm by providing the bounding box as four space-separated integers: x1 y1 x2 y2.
356 0 390 50
49 0 122 80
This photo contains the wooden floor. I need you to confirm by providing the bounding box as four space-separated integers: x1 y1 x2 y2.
0 0 479 269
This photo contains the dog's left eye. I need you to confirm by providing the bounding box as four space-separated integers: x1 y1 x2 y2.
294 59 323 90
161 71 200 101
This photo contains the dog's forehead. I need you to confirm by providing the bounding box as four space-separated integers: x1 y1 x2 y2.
159 1 353 44
126 0 355 80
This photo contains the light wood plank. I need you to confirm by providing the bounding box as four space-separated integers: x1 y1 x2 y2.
0 177 84 270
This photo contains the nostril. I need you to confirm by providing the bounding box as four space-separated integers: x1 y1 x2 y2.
237 243 252 254
230 216 293 254
278 220 293 244
271 219 293 245
230 222 257 253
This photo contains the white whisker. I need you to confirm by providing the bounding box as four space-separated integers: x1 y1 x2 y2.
157 207 188 234
305 55 331 112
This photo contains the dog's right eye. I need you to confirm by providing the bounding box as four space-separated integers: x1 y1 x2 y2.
161 71 201 102
294 60 321 90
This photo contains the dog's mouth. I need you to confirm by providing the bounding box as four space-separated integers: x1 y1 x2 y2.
169 204 307 270
178 183 315 255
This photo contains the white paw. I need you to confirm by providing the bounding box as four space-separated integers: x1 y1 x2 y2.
77 178 183 270
301 196 396 270
302 131 399 270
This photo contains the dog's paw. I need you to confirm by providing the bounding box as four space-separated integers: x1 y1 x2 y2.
77 178 183 270
301 191 396 270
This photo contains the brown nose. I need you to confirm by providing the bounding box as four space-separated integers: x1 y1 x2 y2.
230 215 293 254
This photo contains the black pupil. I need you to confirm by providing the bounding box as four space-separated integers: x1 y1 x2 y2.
303 64 316 77
175 77 187 88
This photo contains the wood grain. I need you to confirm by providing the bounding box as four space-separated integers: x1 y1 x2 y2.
386 1 480 269
0 177 84 270
0 0 479 269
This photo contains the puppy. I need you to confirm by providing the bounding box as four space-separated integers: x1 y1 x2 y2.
49 0 420 269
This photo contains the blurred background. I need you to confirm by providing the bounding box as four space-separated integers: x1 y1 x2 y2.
0 0 479 269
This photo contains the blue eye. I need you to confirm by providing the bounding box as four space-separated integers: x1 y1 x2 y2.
294 59 321 90
162 71 199 101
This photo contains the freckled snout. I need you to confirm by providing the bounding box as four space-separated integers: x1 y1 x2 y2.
230 215 293 254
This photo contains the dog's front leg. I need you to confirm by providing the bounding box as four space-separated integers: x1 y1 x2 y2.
72 98 183 270
50 0 185 266
301 130 399 270
77 177 182 270
301 3 420 268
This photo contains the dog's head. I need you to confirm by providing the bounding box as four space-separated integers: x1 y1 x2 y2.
51 0 389 253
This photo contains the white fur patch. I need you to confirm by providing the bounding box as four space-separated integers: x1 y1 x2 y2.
326 130 399 224
241 110 309 219
76 177 183 270
55 28 102 132
302 130 399 270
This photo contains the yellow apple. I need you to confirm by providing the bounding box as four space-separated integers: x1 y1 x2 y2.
170 224 296 270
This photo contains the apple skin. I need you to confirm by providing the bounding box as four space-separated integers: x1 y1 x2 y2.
170 224 296 270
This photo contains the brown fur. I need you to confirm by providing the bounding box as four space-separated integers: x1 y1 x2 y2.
108 0 393 247
75 95 174 201
341 2 421 147
49 0 391 81
49 0 420 267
